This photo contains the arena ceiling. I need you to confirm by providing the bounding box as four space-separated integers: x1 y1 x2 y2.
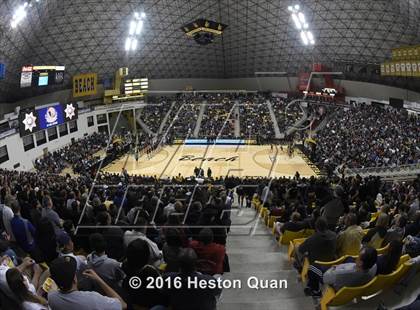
1 0 420 102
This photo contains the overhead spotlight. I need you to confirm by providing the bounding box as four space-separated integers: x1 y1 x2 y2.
298 12 306 24
307 31 314 41
300 31 308 45
135 20 143 34
125 37 132 51
10 3 28 28
125 11 146 52
131 38 138 50
129 21 136 35
291 14 301 29
288 4 315 46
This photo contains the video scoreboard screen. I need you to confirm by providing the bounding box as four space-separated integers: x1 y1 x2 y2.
0 63 5 80
19 103 78 136
124 78 149 95
20 65 65 88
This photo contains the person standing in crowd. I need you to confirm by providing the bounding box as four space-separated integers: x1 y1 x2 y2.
86 233 125 287
163 248 222 310
41 196 63 233
10 201 39 259
0 194 15 241
48 256 127 310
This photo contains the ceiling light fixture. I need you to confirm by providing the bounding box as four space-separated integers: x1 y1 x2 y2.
288 4 315 46
10 0 42 29
125 11 146 52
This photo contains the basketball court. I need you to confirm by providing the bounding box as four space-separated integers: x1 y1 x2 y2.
101 144 317 178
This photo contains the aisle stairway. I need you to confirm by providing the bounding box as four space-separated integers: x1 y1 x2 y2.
266 100 282 139
219 207 420 310
158 101 176 134
234 103 240 138
194 103 206 137
219 207 314 310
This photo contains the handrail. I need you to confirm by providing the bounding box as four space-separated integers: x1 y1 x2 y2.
341 163 420 178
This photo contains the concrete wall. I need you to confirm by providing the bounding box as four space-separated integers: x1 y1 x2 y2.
0 110 100 171
148 77 299 92
336 80 420 102
149 77 420 102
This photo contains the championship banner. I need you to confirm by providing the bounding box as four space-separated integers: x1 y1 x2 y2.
385 63 390 75
407 47 413 59
406 62 412 77
390 63 396 76
395 62 401 76
412 61 418 77
400 62 406 76
380 63 385 76
73 73 97 98
402 48 408 60
391 49 398 60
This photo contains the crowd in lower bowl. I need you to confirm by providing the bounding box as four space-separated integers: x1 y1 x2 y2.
0 163 419 309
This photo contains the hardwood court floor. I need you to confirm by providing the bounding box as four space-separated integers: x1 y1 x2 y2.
102 145 317 178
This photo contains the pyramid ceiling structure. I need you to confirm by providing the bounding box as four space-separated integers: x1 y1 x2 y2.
1 0 420 102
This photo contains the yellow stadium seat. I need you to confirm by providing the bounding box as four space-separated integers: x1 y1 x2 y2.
260 207 268 218
320 260 412 310
314 255 353 267
264 212 270 226
320 285 363 310
300 255 353 283
301 257 310 282
287 238 306 262
272 222 277 235
279 229 307 245
376 243 389 254
268 215 282 228
303 229 315 238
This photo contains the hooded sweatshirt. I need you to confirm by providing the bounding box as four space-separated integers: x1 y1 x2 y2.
87 252 125 285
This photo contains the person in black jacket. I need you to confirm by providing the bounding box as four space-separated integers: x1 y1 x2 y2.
295 217 337 270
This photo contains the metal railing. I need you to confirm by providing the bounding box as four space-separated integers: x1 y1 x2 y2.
342 163 420 178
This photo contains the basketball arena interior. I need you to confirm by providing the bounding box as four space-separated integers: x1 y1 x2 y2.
0 1 420 309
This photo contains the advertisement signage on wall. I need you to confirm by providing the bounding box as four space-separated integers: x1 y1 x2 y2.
73 73 98 98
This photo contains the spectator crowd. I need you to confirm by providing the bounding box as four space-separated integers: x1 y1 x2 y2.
308 104 419 170
0 159 419 309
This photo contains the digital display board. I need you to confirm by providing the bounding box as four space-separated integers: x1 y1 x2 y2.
0 63 5 80
20 65 65 88
124 78 148 95
38 73 49 86
38 104 65 129
19 103 78 137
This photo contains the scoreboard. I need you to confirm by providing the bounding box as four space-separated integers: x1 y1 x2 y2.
20 65 65 88
124 78 149 95
19 103 78 137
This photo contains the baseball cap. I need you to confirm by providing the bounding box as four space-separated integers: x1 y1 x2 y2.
57 231 71 248
50 256 77 291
